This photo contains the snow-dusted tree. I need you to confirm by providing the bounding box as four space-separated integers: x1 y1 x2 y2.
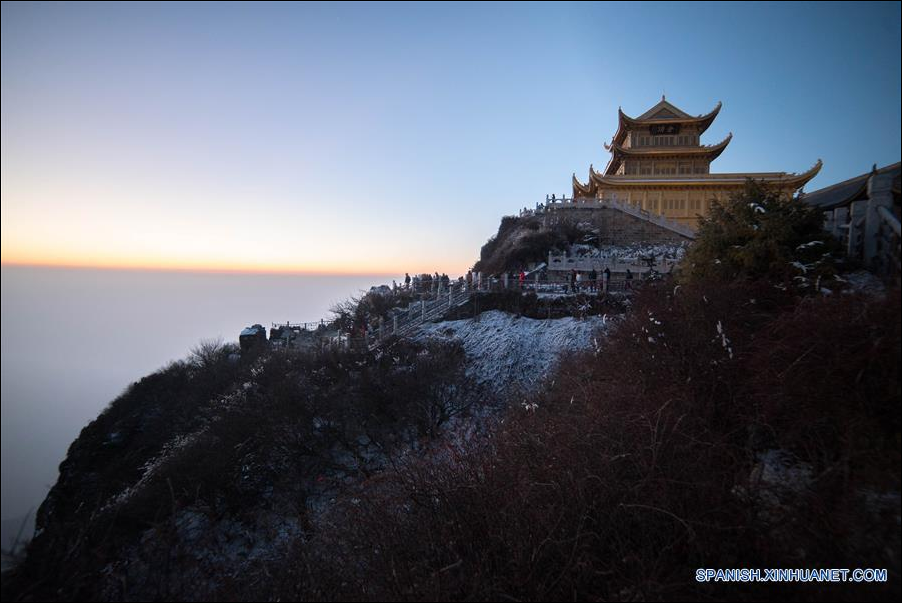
681 180 843 287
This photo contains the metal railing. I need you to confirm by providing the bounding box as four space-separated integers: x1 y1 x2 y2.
363 282 473 349
271 320 329 332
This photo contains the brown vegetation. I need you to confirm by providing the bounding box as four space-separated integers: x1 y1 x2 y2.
282 280 900 601
474 214 592 274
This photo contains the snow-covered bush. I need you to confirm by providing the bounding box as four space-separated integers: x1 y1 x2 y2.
681 180 846 287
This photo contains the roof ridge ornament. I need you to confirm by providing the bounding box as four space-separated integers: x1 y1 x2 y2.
787 159 823 184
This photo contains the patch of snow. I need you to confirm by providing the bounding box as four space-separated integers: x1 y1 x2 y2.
790 261 810 274
754 449 813 494
105 508 301 600
369 284 392 296
714 320 733 360
567 242 688 262
418 310 608 394
733 449 814 524
840 270 885 296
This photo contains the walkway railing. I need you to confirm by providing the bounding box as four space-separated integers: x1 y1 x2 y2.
355 274 650 349
271 320 328 332
362 282 473 349
876 206 901 277
518 196 697 239
819 167 900 280
273 270 655 352
546 251 680 274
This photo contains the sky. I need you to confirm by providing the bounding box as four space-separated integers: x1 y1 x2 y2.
2 1 900 275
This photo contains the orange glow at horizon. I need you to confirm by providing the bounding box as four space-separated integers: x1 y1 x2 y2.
0 246 474 277
0 176 477 277
0 224 475 276
0 255 438 277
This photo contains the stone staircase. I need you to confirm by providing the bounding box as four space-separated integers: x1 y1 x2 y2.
526 197 697 240
599 198 697 239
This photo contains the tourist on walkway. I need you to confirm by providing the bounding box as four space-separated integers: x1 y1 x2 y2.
404 272 411 289
603 267 611 293
589 268 598 292
625 269 633 290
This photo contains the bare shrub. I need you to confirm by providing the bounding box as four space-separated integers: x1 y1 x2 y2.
189 337 235 369
282 281 900 602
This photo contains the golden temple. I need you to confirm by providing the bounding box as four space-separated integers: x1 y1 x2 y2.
571 97 822 228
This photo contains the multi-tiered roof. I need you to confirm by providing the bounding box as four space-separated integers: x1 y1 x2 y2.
572 97 821 199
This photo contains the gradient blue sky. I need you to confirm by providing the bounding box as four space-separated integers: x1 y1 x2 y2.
2 1 900 274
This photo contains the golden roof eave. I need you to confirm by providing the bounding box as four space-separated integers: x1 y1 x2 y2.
590 159 823 189
611 101 722 146
603 133 733 175
782 159 823 189
605 133 732 156
572 170 596 197
589 164 606 186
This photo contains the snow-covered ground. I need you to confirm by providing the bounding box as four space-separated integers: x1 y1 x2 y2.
838 270 886 296
418 310 609 394
548 242 687 274
567 242 688 261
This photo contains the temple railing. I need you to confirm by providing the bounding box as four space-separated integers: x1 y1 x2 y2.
355 281 474 350
271 320 328 332
520 196 697 239
546 251 680 274
352 275 648 350
819 168 900 280
268 269 659 352
875 207 901 278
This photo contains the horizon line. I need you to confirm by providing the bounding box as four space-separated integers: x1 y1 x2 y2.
0 260 414 278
